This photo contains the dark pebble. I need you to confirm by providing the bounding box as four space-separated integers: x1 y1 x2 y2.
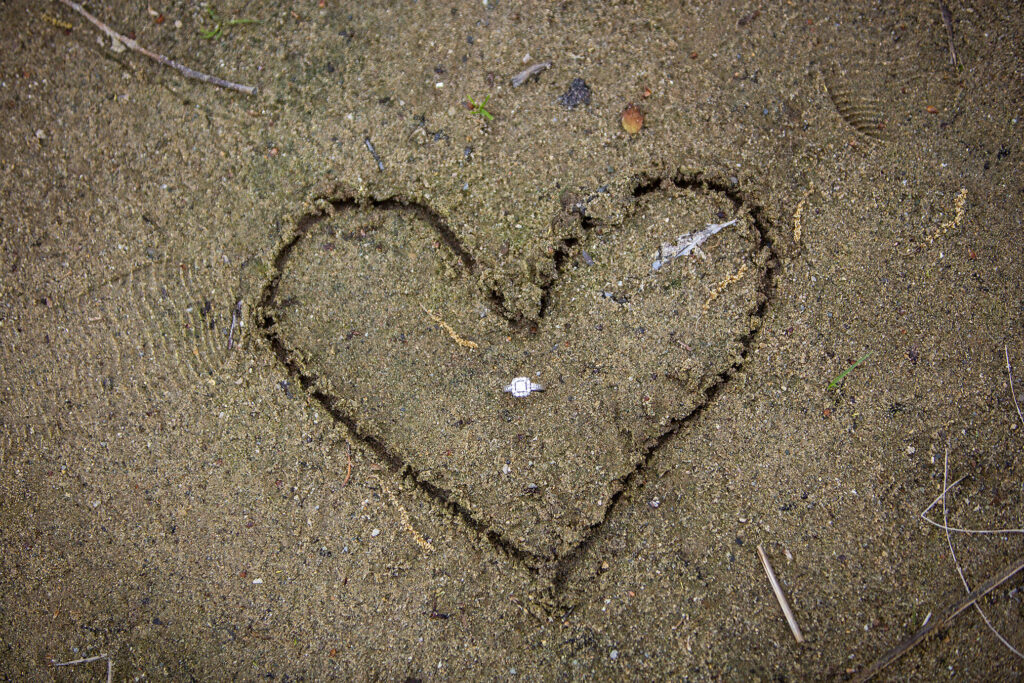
558 78 592 109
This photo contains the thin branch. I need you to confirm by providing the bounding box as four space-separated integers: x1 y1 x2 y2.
511 61 552 87
53 653 113 683
756 544 804 643
853 555 1024 681
363 138 384 172
938 2 959 67
1006 345 1024 430
227 300 242 350
56 0 256 95
940 448 1024 659
920 474 1024 535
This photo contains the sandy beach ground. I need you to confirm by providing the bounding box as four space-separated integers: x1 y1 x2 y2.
2 1 1022 679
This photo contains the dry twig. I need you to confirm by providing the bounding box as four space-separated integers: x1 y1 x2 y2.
53 654 112 683
907 350 1024 662
227 300 242 350
1006 345 1024 429
920 467 1024 536
938 446 1024 658
914 351 1024 657
343 443 353 487
756 544 804 643
363 138 385 172
938 2 959 67
56 0 256 95
511 61 552 87
853 555 1024 681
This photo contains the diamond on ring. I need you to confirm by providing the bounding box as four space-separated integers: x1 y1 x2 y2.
504 376 544 398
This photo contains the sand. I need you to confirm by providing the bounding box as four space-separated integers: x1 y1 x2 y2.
1 0 1022 679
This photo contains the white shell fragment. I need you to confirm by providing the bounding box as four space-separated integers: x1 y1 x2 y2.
504 376 545 398
652 218 738 270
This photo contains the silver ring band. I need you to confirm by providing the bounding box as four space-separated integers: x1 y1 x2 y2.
504 376 544 398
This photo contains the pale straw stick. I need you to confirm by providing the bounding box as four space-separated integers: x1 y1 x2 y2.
757 544 804 643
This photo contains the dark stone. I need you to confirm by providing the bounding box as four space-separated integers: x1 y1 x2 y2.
558 78 592 109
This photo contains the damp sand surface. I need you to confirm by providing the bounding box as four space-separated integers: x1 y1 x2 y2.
1 1 1023 679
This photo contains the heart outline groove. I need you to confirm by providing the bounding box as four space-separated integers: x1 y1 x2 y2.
258 168 778 570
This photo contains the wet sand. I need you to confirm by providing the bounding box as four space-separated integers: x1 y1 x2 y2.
2 1 1022 678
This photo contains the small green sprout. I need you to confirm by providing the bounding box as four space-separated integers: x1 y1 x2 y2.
200 7 258 40
467 94 494 121
827 351 873 391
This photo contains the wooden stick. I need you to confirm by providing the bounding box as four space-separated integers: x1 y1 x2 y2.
1007 345 1024 429
227 300 242 350
919 471 1024 535
53 653 113 683
343 443 353 486
938 2 959 67
363 138 385 172
511 61 552 87
939 446 1024 658
853 555 1024 682
757 544 804 643
56 0 256 95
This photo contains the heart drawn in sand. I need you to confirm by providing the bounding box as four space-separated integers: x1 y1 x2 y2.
261 173 773 561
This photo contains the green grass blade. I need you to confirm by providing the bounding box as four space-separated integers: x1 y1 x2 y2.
827 351 873 391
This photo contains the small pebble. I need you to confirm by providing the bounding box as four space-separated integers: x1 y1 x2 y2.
610 650 619 660
371 528 381 537
558 78 592 109
253 578 263 584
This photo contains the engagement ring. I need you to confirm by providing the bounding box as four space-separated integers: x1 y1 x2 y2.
504 377 544 398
